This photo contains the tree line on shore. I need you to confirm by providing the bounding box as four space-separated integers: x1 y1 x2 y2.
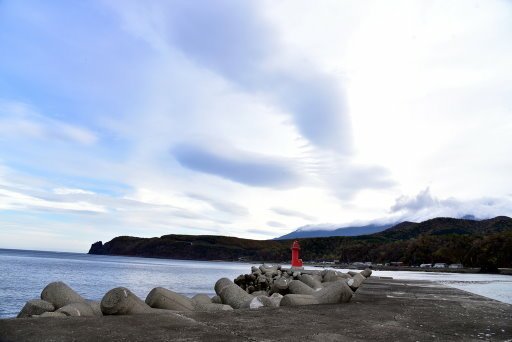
89 216 512 271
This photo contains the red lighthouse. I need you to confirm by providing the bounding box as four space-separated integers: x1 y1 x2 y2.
291 240 303 268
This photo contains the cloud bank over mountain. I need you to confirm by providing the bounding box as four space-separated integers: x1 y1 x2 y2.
292 188 512 233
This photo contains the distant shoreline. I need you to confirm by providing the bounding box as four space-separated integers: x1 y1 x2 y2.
315 264 512 275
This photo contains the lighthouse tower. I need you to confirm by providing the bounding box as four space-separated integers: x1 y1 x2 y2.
291 240 303 268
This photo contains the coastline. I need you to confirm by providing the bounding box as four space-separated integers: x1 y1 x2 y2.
321 264 512 276
2 278 511 341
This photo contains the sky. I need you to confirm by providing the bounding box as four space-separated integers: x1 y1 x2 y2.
1 0 511 252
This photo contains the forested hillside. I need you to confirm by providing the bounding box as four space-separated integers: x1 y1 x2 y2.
89 216 512 270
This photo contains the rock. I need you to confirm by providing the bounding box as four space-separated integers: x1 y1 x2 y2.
347 273 366 291
192 294 226 312
101 287 154 315
257 275 267 284
322 270 351 283
248 294 282 309
251 290 268 297
191 294 212 306
214 278 233 295
88 241 104 254
322 270 340 283
39 311 67 318
251 266 261 274
17 299 55 318
41 281 86 309
292 271 300 278
259 264 278 276
246 274 256 282
193 303 233 312
298 274 323 290
234 274 245 285
145 287 194 312
311 274 323 283
288 280 315 295
272 277 290 294
248 296 274 309
300 270 322 275
211 295 222 304
313 280 353 304
214 278 253 309
280 294 319 307
85 300 103 317
269 293 283 307
348 271 359 277
361 268 372 278
57 303 96 317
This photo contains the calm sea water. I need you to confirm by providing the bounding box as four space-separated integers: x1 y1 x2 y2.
0 249 251 318
1 249 511 318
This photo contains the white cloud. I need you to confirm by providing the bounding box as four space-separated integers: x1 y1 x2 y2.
290 188 512 232
389 188 512 222
391 187 437 213
0 186 107 213
53 188 96 195
0 99 97 145
271 207 317 222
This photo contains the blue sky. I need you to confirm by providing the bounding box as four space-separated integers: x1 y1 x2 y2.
1 0 512 252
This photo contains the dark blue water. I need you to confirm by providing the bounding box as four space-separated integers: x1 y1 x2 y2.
0 248 252 318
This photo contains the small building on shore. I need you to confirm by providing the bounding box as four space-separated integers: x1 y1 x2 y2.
420 263 432 268
449 263 463 269
433 263 448 268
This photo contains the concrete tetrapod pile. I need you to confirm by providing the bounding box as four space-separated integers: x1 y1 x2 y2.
15 282 235 319
17 281 103 318
229 264 371 307
15 266 372 318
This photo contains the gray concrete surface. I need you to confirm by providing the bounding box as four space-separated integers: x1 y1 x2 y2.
146 287 195 312
16 299 55 318
1 278 511 341
40 281 86 309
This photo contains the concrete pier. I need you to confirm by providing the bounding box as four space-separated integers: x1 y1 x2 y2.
1 278 511 341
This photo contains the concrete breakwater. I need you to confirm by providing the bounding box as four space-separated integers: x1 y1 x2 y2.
15 264 371 318
4 277 512 341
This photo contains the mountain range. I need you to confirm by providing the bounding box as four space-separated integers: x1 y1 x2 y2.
276 223 395 239
276 214 479 239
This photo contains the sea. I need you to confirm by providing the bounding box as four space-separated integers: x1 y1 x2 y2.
1 248 511 318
